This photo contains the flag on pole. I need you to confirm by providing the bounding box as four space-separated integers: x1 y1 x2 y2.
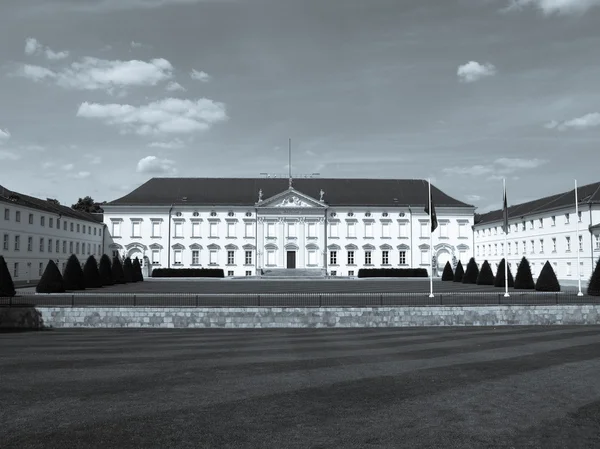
502 179 509 234
424 184 438 232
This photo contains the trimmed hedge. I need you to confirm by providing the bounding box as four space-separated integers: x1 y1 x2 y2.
514 256 535 290
357 268 428 278
112 257 126 284
123 257 134 283
99 254 114 286
83 255 103 289
132 257 144 282
453 261 464 283
535 261 561 292
36 260 65 293
151 268 225 278
63 254 86 290
441 262 454 281
0 255 16 297
494 258 514 288
462 258 479 284
476 260 495 285
587 257 600 296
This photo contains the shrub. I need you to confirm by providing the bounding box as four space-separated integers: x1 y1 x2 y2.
123 257 134 283
112 257 126 284
356 268 428 278
453 261 464 283
476 260 495 285
441 261 454 281
0 255 16 297
63 254 86 290
587 257 600 296
514 257 535 289
83 255 103 289
99 254 114 286
132 257 144 282
462 258 479 284
494 258 515 288
36 260 66 293
535 261 561 292
151 268 225 278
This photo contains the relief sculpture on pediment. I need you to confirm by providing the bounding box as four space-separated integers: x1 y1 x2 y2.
273 196 311 208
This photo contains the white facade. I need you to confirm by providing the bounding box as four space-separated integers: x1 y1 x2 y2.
473 204 600 281
102 187 475 277
1 200 106 284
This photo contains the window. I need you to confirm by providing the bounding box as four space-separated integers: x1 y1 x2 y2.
382 250 389 265
152 221 161 237
13 262 18 278
493 227 497 235
228 222 236 238
174 222 183 238
551 216 556 226
82 225 85 233
57 218 60 229
399 223 408 238
539 218 543 228
578 211 582 222
382 222 390 238
399 251 406 264
63 241 67 253
245 223 254 238
267 222 275 238
515 241 518 254
365 251 372 265
552 238 556 252
76 224 80 233
287 222 295 238
330 251 337 265
566 236 571 252
69 241 73 253
4 208 9 220
347 250 355 265
522 222 526 231
48 238 52 253
192 222 200 238
500 243 504 255
152 250 160 264
539 239 544 253
494 244 498 256
93 227 96 235
565 213 570 224
76 242 80 254
209 250 218 265
40 237 44 252
308 250 317 265
246 271 252 276
508 242 511 255
331 270 337 276
15 211 20 222
530 240 535 254
49 217 53 228
112 250 119 258
39 262 44 276
245 250 252 265
228 270 234 277
595 234 600 250
513 224 518 233
29 213 33 224
41 216 45 226
266 250 275 265
64 221 67 231
307 223 316 238
529 220 534 230
55 240 60 253
579 235 583 251
210 222 218 238
420 250 428 265
70 222 74 232
347 222 356 238
458 223 466 238
174 250 182 265
111 221 121 237
227 250 235 265
348 270 354 277
477 245 480 257
191 250 200 264
14 235 20 251
522 240 526 254
62 262 66 272
87 243 91 255
365 222 373 238
420 222 428 237
566 262 572 276
28 236 32 251
132 221 141 237
482 246 485 257
329 222 338 238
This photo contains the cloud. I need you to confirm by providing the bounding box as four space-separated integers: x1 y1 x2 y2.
84 154 102 164
442 165 495 176
62 163 74 171
545 112 600 131
190 69 211 82
24 37 69 60
67 171 91 179
457 61 497 83
465 194 482 202
42 162 55 169
0 150 20 161
130 41 143 48
501 0 600 15
45 48 70 60
76 97 227 136
0 128 10 141
15 57 173 94
25 38 43 55
443 158 547 177
136 155 177 175
149 138 185 149
166 81 186 92
494 158 547 169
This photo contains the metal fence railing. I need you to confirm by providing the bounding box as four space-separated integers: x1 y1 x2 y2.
1 292 599 308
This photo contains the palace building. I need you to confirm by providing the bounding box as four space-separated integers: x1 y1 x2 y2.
101 178 475 277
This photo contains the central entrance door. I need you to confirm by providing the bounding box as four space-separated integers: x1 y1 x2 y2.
286 251 296 269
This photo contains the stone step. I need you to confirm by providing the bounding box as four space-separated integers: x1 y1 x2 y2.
261 268 326 278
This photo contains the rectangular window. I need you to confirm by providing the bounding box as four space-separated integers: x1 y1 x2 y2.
287 222 296 238
508 242 511 255
515 241 518 254
40 237 44 252
579 235 583 251
329 222 338 238
93 227 96 236
382 222 390 238
76 224 80 233
530 239 535 254
540 239 544 253
49 217 53 228
245 250 252 265
15 211 20 222
565 213 570 224
501 243 504 255
152 221 161 237
365 251 372 265
522 240 526 254
63 241 67 253
39 262 44 277
539 218 543 228
14 235 20 251
209 250 218 265
399 251 406 264
152 250 160 264
174 222 183 238
13 262 18 278
566 236 571 252
69 241 73 254
348 270 354 277
365 222 373 238
530 220 534 230
267 222 275 237
64 221 67 230
56 218 60 229
551 216 556 226
566 262 572 276
458 223 466 238
420 250 428 265
228 222 236 238
347 222 356 238
307 222 316 238
132 221 141 237
494 244 498 255
482 246 485 257
308 250 317 266
347 250 355 265
227 250 235 265
399 223 408 238
227 270 234 277
578 211 582 222
48 238 52 253
41 216 45 227
4 208 9 220
330 250 337 265
56 240 60 253
76 242 80 254
246 271 252 276
82 225 86 234
28 236 32 251
245 223 254 238
266 250 275 266
382 250 389 265
111 221 121 237
87 243 91 255
174 250 182 265
595 234 600 250
522 222 526 231
29 213 33 224
210 222 218 238
192 222 200 238
420 223 428 237
70 222 74 232
552 238 556 252
440 223 448 238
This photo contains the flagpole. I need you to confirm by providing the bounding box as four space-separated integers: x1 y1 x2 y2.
503 178 509 297
429 179 434 298
575 180 583 296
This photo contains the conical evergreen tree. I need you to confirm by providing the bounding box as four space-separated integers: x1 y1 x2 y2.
0 255 16 297
494 258 515 288
123 257 134 283
112 256 126 284
63 254 86 290
587 257 600 296
535 261 561 292
462 257 479 284
453 260 464 282
99 254 114 286
133 257 144 282
441 261 454 281
83 255 103 289
514 256 535 289
36 260 66 293
476 260 495 285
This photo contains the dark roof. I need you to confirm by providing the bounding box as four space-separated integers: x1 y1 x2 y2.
0 185 103 224
107 178 473 208
476 181 600 226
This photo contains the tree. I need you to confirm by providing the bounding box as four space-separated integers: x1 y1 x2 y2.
441 261 454 281
535 261 561 292
453 261 464 282
476 260 495 285
132 257 144 282
123 257 134 283
514 256 535 290
36 260 65 293
63 254 86 290
587 257 600 296
494 258 515 288
83 255 103 289
99 254 114 286
462 258 479 284
71 196 105 213
0 255 16 297
112 256 126 284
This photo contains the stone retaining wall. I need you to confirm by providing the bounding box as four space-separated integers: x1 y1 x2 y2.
1 305 600 329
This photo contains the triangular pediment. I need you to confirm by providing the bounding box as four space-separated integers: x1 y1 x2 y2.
257 188 325 208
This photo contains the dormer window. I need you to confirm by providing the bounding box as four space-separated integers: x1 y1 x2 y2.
175 212 182 217
210 211 217 217
193 211 200 217
365 212 371 217
228 211 235 217
382 212 389 217
348 212 354 217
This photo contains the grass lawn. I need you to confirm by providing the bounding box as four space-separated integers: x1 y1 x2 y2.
1 327 600 448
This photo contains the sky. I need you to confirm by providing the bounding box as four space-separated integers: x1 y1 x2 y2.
0 0 599 212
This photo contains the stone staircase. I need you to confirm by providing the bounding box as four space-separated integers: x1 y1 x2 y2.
260 268 326 279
